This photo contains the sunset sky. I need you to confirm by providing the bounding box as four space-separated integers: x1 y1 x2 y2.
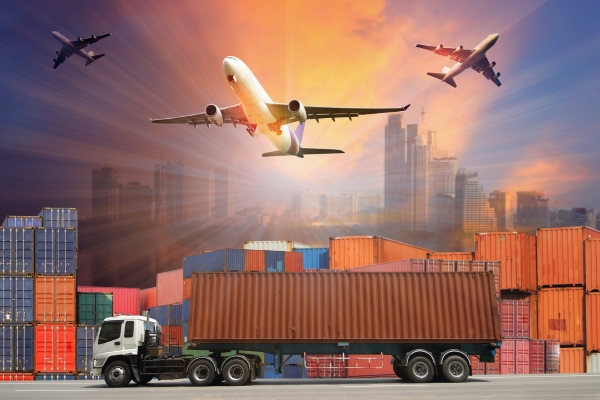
1 0 600 217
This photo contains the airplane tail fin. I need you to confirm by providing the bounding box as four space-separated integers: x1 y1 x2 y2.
294 122 305 144
426 72 457 88
85 52 105 66
299 148 345 155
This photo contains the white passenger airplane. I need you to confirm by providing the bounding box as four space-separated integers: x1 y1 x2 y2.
416 33 501 88
51 31 111 69
151 56 410 157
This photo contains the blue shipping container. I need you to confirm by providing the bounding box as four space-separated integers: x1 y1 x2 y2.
284 355 303 365
169 304 182 326
294 248 329 270
183 322 188 343
0 276 34 323
265 251 284 272
1 217 42 229
38 208 78 230
76 325 99 373
75 373 103 380
35 228 76 275
260 365 282 379
0 324 34 371
0 228 34 274
182 300 190 323
149 305 169 326
283 365 307 378
183 249 245 278
35 374 75 380
265 353 274 364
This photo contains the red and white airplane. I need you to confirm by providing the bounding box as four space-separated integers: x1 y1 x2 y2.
151 57 409 158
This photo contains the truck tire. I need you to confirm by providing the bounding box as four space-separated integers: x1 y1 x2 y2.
222 359 250 386
133 375 153 385
405 356 434 383
441 355 469 383
104 360 132 388
393 364 409 380
188 360 215 386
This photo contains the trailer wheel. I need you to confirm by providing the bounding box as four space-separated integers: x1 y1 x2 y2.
104 360 132 388
222 359 250 386
441 355 469 383
188 360 215 386
406 356 434 383
393 364 409 380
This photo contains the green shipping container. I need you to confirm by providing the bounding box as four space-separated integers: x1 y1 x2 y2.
77 293 113 325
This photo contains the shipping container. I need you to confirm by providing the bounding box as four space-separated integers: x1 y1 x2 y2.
244 250 265 272
0 276 34 323
2 216 42 229
585 293 600 352
34 373 75 380
169 303 182 326
183 249 245 278
282 364 307 378
306 354 347 378
0 324 34 371
346 355 395 378
0 372 34 381
500 292 538 340
559 347 585 373
265 251 284 272
329 236 431 270
38 208 78 230
34 324 75 373
545 340 560 373
35 228 76 275
283 354 303 365
139 287 156 312
529 340 545 374
162 325 183 347
77 287 139 316
474 232 536 292
0 228 34 275
149 305 169 326
77 293 112 325
244 241 311 252
76 325 99 373
259 365 282 379
182 300 189 322
283 252 303 272
188 272 501 344
469 355 485 375
156 269 183 306
538 288 584 346
587 353 600 373
35 276 76 323
75 373 103 380
500 301 530 338
427 252 473 261
585 239 600 292
485 357 500 375
500 339 530 374
183 278 191 301
293 248 329 270
537 227 600 288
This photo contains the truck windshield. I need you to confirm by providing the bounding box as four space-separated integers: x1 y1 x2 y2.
143 321 157 332
98 321 123 344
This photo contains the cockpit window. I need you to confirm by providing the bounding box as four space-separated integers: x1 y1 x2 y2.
227 75 236 83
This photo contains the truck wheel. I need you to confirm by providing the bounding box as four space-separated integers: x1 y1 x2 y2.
393 364 409 380
104 360 132 388
222 359 250 386
133 375 153 385
188 360 215 386
441 355 469 383
406 356 434 383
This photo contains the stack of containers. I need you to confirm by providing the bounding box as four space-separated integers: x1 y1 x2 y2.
585 238 600 372
75 292 112 380
155 269 183 356
34 208 78 380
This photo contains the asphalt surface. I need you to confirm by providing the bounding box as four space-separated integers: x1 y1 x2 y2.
1 375 599 400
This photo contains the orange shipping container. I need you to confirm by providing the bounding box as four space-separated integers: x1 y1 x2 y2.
427 252 473 261
329 236 431 270
585 239 600 292
585 293 600 352
284 252 303 272
183 278 191 301
156 269 183 306
34 324 75 373
0 373 34 381
35 276 76 323
474 232 536 292
140 287 156 311
560 347 585 373
162 325 183 347
537 227 600 287
244 250 266 272
538 288 584 346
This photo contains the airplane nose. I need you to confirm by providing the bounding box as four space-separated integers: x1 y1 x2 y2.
222 57 235 74
52 31 59 38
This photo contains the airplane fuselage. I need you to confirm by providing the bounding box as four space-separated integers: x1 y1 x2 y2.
52 31 96 62
222 57 300 156
442 33 499 82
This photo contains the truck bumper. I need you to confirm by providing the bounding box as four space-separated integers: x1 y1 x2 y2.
92 367 103 377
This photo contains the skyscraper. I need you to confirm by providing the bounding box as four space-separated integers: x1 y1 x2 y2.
184 168 211 222
214 167 234 220
516 191 549 231
428 157 457 231
154 162 185 226
92 167 122 222
384 114 409 225
489 190 515 231
455 169 497 232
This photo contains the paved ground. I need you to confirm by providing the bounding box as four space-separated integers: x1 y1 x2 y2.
1 374 599 400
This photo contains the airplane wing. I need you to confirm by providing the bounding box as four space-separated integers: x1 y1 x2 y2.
472 56 501 87
265 103 410 124
71 33 111 48
150 103 248 126
53 46 73 69
415 44 474 63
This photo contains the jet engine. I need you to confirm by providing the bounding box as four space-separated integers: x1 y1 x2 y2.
288 100 307 123
205 104 224 126
489 61 496 68
92 35 97 40
434 44 444 53
495 72 501 79
451 45 464 54
78 37 83 42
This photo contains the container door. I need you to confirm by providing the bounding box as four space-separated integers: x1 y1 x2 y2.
15 325 34 371
0 277 12 323
34 277 54 322
78 293 94 325
501 340 515 374
14 277 33 323
0 229 12 274
97 294 113 324
0 325 14 371
529 340 545 374
54 277 75 323
56 229 75 275
95 320 124 361
35 229 54 275
35 325 55 372
54 325 75 372
515 340 530 374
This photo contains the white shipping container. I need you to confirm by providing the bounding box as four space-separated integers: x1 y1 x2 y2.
588 354 600 373
243 240 311 251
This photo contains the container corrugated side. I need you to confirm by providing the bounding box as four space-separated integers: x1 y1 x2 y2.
375 236 431 264
183 249 245 278
2 216 42 229
77 286 139 316
35 276 76 323
76 325 98 373
560 347 585 373
156 269 183 307
348 259 442 272
538 288 584 346
346 355 395 377
0 228 34 275
244 241 311 251
149 305 169 325
34 324 75 373
35 228 76 275
183 300 190 322
169 303 182 325
244 250 265 272
500 339 529 374
77 293 112 325
183 278 191 301
0 325 34 371
545 340 559 373
139 287 156 311
537 227 600 287
293 248 329 270
0 373 34 381
188 272 501 344
283 252 303 272
0 276 34 323
585 293 600 352
585 239 600 292
427 252 473 261
38 208 78 230
587 353 600 373
282 365 307 378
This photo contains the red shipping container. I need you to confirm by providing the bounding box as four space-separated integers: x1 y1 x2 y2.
244 250 266 272
78 287 140 316
560 347 585 373
35 276 76 323
529 340 545 374
428 252 473 261
545 340 559 373
346 355 395 378
0 373 34 381
500 339 529 374
34 324 75 373
585 239 600 292
305 354 347 378
140 287 156 311
284 252 303 272
162 325 183 347
470 355 485 375
537 227 600 287
500 301 530 338
156 269 183 306
585 293 600 352
485 356 500 375
538 288 584 346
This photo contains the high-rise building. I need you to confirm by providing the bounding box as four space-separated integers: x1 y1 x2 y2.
570 207 596 228
122 181 153 221
384 114 410 225
455 169 497 232
291 190 323 221
92 167 122 222
213 167 234 220
432 193 456 231
355 193 382 223
324 193 355 223
427 157 457 231
489 190 515 231
516 191 549 231
154 162 185 226
184 168 211 222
